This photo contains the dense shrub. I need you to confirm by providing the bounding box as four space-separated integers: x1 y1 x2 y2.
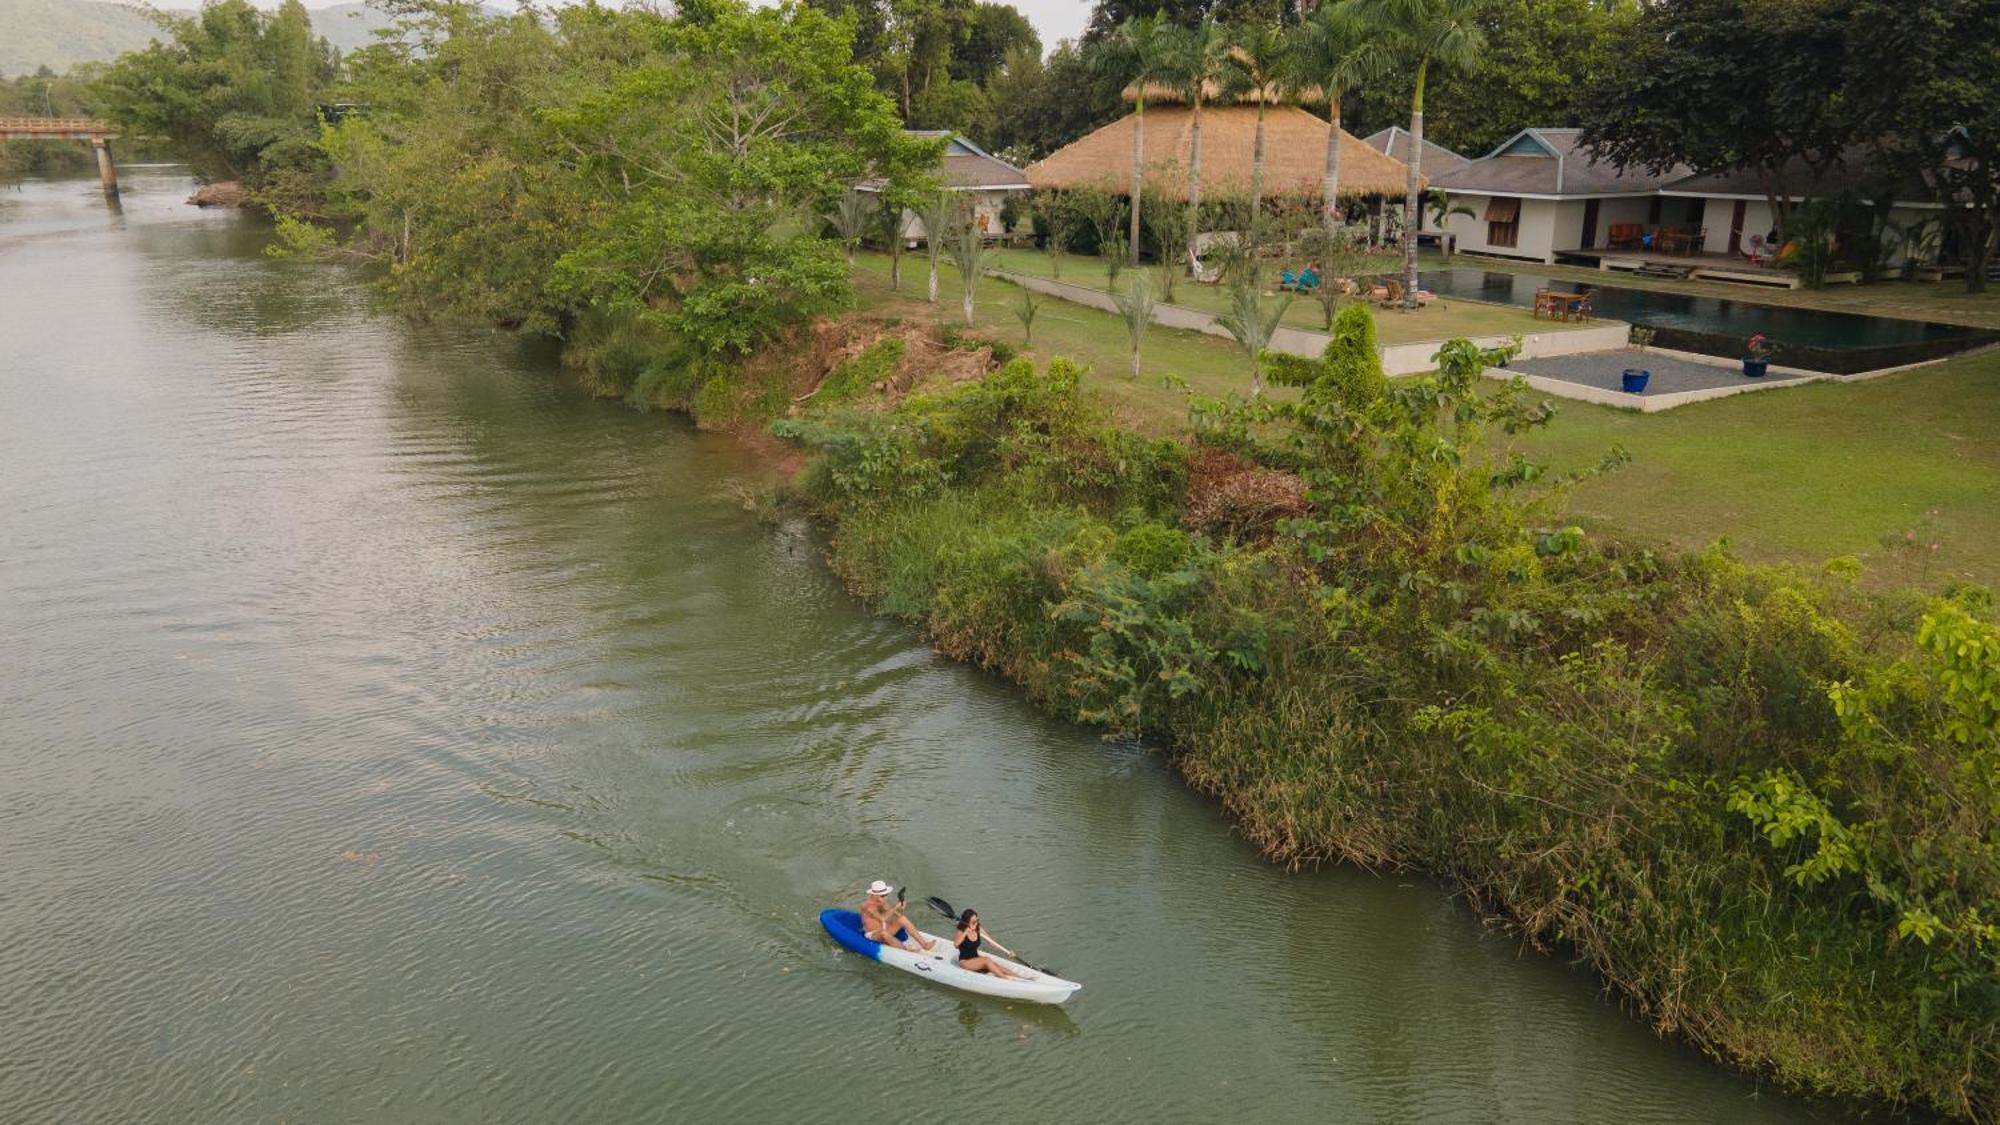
776 341 2000 1120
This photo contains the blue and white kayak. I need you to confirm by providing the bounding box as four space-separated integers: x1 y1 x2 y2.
819 908 1082 1005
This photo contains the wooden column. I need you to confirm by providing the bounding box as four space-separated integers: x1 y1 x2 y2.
92 137 118 196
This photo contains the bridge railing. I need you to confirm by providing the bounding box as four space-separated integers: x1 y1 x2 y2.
0 117 120 137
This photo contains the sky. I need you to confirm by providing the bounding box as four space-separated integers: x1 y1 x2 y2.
1004 0 1091 46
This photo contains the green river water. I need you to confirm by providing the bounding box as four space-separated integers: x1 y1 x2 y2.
0 171 1850 1122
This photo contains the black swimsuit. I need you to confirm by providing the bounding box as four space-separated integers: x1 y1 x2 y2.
956 926 981 963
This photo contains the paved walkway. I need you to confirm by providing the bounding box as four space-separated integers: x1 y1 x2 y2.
1508 350 1765 396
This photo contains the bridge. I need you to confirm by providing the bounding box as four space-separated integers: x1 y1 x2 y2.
0 117 122 195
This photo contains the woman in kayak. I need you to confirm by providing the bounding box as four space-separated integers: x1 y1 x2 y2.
953 908 1021 979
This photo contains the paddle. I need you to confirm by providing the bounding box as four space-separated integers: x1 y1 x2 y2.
922 895 1057 976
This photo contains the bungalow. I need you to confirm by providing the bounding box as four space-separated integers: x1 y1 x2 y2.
1426 128 1948 281
859 131 1033 243
1426 128 1692 264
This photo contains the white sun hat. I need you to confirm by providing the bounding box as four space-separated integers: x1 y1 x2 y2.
866 879 895 898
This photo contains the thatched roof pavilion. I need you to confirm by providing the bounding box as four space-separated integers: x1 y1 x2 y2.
1025 104 1416 202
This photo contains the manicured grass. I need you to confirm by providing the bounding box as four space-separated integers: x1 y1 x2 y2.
1445 253 2000 330
848 251 2000 589
981 246 1572 345
850 251 1278 434
1509 348 2000 588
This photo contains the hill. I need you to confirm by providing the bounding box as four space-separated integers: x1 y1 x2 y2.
0 0 407 77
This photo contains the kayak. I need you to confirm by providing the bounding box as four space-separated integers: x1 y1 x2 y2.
818 908 1082 1005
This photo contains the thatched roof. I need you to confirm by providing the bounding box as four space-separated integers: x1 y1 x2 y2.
1026 104 1415 201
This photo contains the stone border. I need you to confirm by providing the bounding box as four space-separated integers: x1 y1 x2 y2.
991 270 1620 370
1484 342 1988 413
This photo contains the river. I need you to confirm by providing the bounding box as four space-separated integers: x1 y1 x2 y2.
0 170 1845 1122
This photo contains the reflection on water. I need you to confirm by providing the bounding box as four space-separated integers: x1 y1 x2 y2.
0 171 1843 1121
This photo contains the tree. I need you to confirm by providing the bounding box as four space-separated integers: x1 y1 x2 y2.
1364 0 1487 310
94 0 337 183
945 202 988 321
1214 280 1292 396
1291 0 1386 234
829 190 872 264
918 193 956 303
1576 0 1853 242
978 41 1125 160
1085 0 1298 41
1113 269 1158 378
1093 15 1181 265
1162 15 1232 254
1421 186 1473 258
1222 20 1297 279
1847 0 2000 293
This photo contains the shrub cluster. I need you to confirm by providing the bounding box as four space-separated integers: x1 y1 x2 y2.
775 318 1998 1120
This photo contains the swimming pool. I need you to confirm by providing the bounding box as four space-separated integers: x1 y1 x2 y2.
1416 268 1995 373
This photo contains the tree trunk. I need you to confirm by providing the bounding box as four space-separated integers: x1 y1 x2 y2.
1130 93 1145 267
1187 93 1204 271
1321 94 1343 235
1402 62 1427 312
928 255 939 303
1129 347 1142 380
1963 213 1993 295
1249 103 1267 283
964 289 975 323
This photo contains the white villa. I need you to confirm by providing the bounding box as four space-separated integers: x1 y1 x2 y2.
1425 128 1949 285
859 131 1033 244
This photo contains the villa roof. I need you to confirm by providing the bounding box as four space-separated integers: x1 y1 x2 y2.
1025 104 1414 201
1432 127 1690 197
860 131 1031 193
1360 127 1468 175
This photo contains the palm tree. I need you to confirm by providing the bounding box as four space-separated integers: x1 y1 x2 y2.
1092 15 1179 266
1421 186 1475 259
1365 0 1487 310
1215 281 1293 398
917 193 955 304
1291 1 1386 235
1222 22 1297 272
828 190 871 265
1163 15 1232 262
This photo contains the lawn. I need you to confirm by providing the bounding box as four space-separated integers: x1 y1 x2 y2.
1510 350 2000 588
979 246 1570 346
848 251 2000 590
851 251 1280 433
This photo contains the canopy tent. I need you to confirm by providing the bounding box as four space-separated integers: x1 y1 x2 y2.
1024 104 1416 203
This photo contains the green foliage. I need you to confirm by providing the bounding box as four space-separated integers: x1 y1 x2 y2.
781 326 2000 1118
1111 521 1193 577
92 0 336 183
817 338 907 407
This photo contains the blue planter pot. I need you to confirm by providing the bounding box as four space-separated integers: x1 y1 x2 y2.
1743 358 1769 377
1621 368 1651 393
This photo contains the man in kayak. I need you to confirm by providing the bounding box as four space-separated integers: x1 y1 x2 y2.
861 880 935 953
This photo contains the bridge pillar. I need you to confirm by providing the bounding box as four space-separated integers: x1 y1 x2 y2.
92 137 118 197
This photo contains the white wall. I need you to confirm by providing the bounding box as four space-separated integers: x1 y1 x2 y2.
1441 194 1565 262
1592 197 1652 249
901 189 1024 243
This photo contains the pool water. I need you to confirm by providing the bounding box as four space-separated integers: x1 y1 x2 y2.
1419 268 1994 373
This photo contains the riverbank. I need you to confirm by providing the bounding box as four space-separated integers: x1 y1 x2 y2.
759 311 1997 1120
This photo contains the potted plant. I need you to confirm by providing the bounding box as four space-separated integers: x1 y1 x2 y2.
1743 333 1773 377
1620 326 1654 392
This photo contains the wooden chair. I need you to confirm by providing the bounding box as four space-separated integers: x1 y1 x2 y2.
1606 223 1643 251
1564 292 1595 321
1533 287 1557 318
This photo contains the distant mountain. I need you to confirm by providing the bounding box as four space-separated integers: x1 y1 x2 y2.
0 0 167 76
309 1 403 55
0 0 415 78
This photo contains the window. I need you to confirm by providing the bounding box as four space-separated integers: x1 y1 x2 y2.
1485 196 1521 248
